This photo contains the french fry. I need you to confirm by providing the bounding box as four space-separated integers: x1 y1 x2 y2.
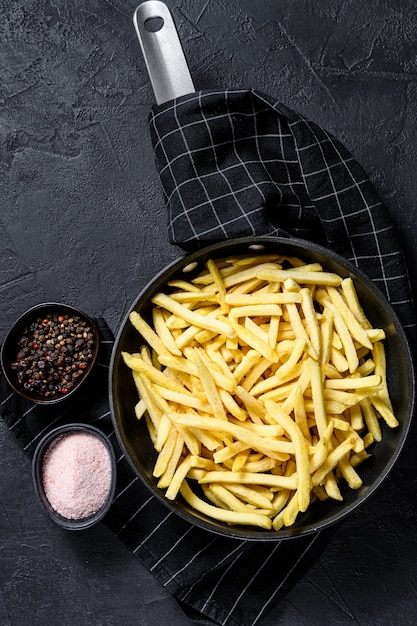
152 308 183 356
153 423 179 478
337 454 363 489
326 286 373 349
134 398 146 420
285 302 318 360
309 420 334 473
206 259 227 313
156 429 185 489
180 480 273 529
229 319 279 362
312 436 357 487
308 358 328 438
324 374 381 390
229 304 282 320
300 288 321 359
371 395 399 428
225 292 301 305
152 292 236 338
360 397 382 442
166 455 214 500
192 354 227 421
225 483 274 510
213 440 249 464
324 471 343 501
129 311 171 357
264 399 311 513
257 267 343 286
122 352 184 393
341 277 371 329
198 470 298 490
172 414 295 455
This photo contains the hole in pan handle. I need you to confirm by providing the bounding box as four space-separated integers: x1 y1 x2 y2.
133 1 196 104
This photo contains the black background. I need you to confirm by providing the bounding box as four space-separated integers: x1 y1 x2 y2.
1 1 416 624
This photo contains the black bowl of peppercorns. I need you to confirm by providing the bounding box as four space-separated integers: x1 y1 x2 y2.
1 303 100 404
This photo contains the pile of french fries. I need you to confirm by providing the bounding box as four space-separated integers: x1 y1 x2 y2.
121 253 398 531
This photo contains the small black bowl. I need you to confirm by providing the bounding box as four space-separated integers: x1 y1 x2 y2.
0 302 99 404
32 423 117 530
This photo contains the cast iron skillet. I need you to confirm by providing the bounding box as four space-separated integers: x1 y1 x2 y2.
110 235 415 541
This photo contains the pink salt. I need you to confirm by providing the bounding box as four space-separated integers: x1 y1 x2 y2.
42 431 112 520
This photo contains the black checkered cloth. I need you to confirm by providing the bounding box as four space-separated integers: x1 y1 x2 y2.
150 89 415 336
1 89 415 626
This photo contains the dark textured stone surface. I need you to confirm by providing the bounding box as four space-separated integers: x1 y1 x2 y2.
1 1 416 624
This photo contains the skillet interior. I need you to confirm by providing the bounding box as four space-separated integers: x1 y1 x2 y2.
110 236 414 541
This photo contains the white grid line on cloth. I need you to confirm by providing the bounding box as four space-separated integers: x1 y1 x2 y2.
9 402 36 429
116 493 158 538
161 533 219 585
158 146 299 179
171 205 267 236
22 411 64 451
275 104 307 230
277 109 293 206
150 106 199 242
250 532 322 626
390 296 414 306
225 543 286 626
165 165 306 207
0 391 14 407
223 541 283 625
151 88 278 123
225 91 268 212
198 91 257 236
173 100 228 240
113 474 139 501
294 138 333 151
153 122 291 155
289 115 356 261
372 272 407 283
302 156 356 177
90 409 111 421
319 201 382 223
318 124 391 296
153 103 280 128
348 225 394 239
248 91 285 209
180 541 246 603
311 178 370 202
178 221 281 243
152 101 275 132
133 509 175 552
150 525 196 575
200 545 250 613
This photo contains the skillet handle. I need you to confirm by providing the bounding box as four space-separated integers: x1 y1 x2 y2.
133 1 195 105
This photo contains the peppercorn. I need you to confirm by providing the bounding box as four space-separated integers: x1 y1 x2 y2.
10 312 96 399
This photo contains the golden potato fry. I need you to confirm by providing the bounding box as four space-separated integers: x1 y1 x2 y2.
264 399 311 513
180 480 273 529
257 267 343 286
129 311 171 357
152 292 235 338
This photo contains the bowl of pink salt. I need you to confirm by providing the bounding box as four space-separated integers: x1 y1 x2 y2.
32 423 116 530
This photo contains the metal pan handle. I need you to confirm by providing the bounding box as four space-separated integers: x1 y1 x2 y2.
133 1 195 105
